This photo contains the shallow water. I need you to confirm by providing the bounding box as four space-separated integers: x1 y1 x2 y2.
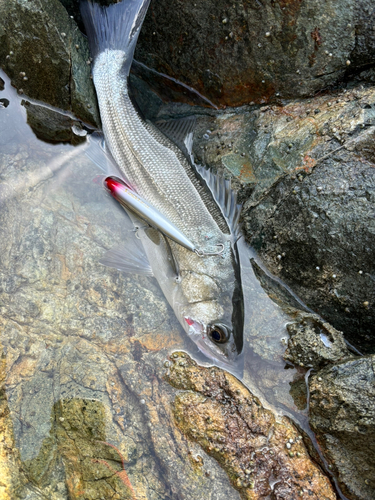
0 69 327 499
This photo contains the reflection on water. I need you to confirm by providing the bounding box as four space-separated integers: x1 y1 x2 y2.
0 68 316 499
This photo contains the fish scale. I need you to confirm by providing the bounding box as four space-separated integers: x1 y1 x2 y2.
93 51 222 246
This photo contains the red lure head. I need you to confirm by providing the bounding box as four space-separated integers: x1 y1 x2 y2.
105 176 122 193
104 176 133 196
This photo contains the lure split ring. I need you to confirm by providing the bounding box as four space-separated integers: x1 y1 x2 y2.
194 244 225 258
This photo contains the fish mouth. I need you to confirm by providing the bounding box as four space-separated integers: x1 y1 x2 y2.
194 336 244 378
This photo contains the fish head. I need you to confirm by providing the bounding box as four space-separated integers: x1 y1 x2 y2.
178 245 244 374
183 291 244 373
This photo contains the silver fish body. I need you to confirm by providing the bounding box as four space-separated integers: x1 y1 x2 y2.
81 0 244 372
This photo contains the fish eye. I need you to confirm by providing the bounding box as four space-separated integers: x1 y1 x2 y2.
208 324 230 344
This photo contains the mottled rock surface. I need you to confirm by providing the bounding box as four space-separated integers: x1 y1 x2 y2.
188 85 375 354
284 314 352 370
56 0 375 108
166 352 337 500
0 0 99 125
309 356 375 500
0 349 29 500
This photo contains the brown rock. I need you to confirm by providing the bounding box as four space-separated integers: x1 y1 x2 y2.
166 352 337 499
0 347 29 499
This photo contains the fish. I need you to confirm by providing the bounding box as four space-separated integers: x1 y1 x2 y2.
80 0 245 374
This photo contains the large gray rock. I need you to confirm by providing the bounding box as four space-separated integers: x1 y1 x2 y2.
136 0 374 107
309 356 375 500
213 85 375 354
57 0 375 108
0 0 99 126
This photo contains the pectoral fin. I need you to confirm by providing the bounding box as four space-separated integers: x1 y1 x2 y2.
85 132 124 179
99 232 153 277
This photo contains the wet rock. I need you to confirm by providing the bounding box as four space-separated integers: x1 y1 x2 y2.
309 356 375 500
0 349 29 500
0 88 245 499
284 314 352 370
29 399 137 500
0 0 99 126
134 0 374 107
166 352 337 500
348 0 375 71
23 100 88 145
230 85 375 354
56 0 375 108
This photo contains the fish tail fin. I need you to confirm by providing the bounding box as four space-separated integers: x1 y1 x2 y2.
80 0 151 75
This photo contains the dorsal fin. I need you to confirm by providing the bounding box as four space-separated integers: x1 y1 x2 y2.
195 164 242 238
156 116 241 238
155 116 196 164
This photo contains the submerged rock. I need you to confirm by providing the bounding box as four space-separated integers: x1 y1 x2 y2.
0 350 29 500
309 356 375 500
0 90 244 499
166 352 337 500
24 100 88 145
0 0 99 126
